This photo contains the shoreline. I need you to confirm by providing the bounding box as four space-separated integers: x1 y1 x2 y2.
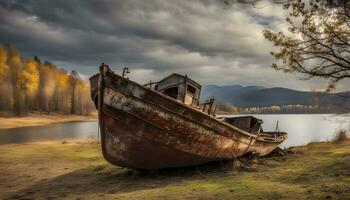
0 140 349 199
0 113 97 130
218 113 344 116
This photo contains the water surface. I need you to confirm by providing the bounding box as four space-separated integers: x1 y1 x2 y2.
224 114 349 148
0 121 99 145
0 114 348 147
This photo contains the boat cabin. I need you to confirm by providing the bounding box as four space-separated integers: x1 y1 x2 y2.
223 116 263 134
154 73 201 106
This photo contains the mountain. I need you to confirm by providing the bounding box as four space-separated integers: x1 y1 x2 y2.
201 84 350 109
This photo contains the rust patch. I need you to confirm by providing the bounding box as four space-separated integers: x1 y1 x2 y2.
89 64 287 169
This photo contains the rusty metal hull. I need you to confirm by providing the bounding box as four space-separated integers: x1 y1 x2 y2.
89 68 287 169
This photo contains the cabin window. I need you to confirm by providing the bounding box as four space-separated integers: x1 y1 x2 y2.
163 87 178 99
187 85 196 95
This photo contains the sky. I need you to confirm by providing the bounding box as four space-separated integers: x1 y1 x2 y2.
0 0 349 92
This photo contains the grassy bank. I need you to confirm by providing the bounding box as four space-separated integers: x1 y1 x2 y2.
0 140 349 200
0 113 97 130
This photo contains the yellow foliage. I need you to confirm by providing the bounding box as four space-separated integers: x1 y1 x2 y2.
0 63 8 79
0 43 94 115
271 105 281 112
0 45 9 79
21 59 39 95
0 44 8 64
57 71 69 90
7 46 22 69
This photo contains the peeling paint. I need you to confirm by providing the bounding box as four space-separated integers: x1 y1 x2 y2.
89 66 287 169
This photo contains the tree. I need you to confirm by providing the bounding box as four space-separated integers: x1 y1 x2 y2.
0 45 8 79
221 0 286 6
215 102 239 114
69 70 80 114
263 0 350 91
20 59 39 112
221 0 344 7
0 45 12 110
38 62 57 114
0 44 95 116
56 69 70 112
6 44 24 114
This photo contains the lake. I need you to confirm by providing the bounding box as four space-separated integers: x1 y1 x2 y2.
0 114 348 147
0 121 99 145
224 114 349 148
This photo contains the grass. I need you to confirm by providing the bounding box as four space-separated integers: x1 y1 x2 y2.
0 112 97 130
0 140 349 200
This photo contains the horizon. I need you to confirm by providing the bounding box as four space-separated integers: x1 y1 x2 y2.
202 84 349 93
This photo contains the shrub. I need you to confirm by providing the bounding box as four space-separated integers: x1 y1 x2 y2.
333 129 348 144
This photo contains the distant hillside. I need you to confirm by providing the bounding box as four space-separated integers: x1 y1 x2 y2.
201 84 350 113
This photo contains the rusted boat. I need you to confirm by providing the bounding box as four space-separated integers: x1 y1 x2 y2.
89 64 287 169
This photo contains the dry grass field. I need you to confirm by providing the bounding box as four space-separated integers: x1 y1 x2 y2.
0 139 349 200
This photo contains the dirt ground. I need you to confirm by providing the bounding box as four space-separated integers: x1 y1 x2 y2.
0 113 97 130
0 140 349 200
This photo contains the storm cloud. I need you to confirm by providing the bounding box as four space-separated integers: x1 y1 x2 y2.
0 0 348 91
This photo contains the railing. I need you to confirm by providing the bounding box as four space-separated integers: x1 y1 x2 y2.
200 98 215 116
143 81 159 88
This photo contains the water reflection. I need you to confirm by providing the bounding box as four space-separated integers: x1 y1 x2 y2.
0 121 99 145
0 115 348 147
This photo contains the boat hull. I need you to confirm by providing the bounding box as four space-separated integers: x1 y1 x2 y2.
101 105 217 169
91 66 287 169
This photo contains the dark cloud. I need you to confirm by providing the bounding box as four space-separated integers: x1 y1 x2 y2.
0 0 348 91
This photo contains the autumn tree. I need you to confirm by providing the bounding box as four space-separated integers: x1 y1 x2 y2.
69 70 81 114
263 0 350 91
215 102 239 114
20 59 39 112
6 45 24 114
0 45 12 110
221 0 287 6
55 69 70 112
37 62 57 114
0 44 94 116
74 82 92 115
